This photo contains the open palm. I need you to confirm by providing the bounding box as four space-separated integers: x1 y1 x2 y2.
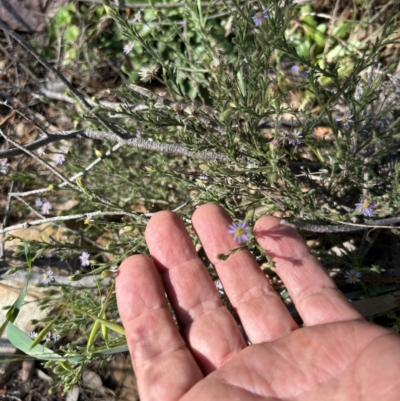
116 204 400 400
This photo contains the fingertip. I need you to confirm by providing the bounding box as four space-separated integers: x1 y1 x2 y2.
192 203 227 225
145 210 178 237
254 215 309 261
253 215 282 234
116 254 153 300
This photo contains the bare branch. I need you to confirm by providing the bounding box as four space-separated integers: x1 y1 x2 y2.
281 217 400 232
0 210 142 235
0 129 228 162
0 130 116 206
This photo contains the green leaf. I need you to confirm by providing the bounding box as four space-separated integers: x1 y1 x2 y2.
63 303 125 335
63 26 79 43
315 24 327 48
332 22 352 39
55 8 72 27
7 323 66 361
0 242 32 336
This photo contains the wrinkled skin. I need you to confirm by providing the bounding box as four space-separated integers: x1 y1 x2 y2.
116 204 400 401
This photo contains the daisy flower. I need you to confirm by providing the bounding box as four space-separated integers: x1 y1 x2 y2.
288 130 303 146
195 175 208 187
52 153 65 166
345 269 362 284
0 159 10 174
41 270 55 285
123 41 134 55
131 10 142 23
36 147 46 156
79 251 91 267
41 201 52 215
336 114 354 129
228 221 251 245
52 330 61 342
355 201 375 217
291 64 310 79
28 331 38 339
84 213 94 224
252 9 269 26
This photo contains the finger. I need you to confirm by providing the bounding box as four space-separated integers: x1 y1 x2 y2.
254 216 363 326
192 204 298 344
116 255 203 401
145 211 246 373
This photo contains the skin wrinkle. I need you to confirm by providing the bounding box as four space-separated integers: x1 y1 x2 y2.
124 307 176 346
270 345 309 397
158 258 223 326
236 293 296 339
214 251 275 305
137 342 190 372
354 332 400 400
183 306 246 368
268 335 345 400
297 287 358 325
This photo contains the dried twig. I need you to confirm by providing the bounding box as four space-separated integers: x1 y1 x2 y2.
281 217 400 232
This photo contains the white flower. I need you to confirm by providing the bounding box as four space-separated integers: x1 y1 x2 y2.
41 270 55 285
52 153 65 166
214 279 224 294
0 159 10 174
79 251 91 267
52 330 61 342
123 42 134 55
195 175 208 187
28 331 38 339
288 130 303 146
41 201 52 215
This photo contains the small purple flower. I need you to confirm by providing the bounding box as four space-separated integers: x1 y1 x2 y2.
41 201 52 215
214 279 224 294
28 331 38 339
41 270 55 285
0 159 10 174
228 221 251 245
37 147 45 156
123 41 134 55
52 153 65 166
336 114 354 129
79 251 91 267
252 9 269 26
135 130 142 138
52 330 61 342
355 201 375 217
84 213 94 224
195 175 208 187
345 269 362 284
131 10 142 23
288 130 303 146
45 332 52 342
35 198 43 207
291 64 310 78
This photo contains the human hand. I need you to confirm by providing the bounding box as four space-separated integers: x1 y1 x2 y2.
116 204 400 401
